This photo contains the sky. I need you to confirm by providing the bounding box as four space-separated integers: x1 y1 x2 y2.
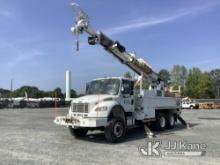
0 0 220 93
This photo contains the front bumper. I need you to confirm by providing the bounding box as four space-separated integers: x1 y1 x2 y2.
54 116 107 128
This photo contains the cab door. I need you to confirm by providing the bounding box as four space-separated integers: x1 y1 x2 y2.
120 80 134 112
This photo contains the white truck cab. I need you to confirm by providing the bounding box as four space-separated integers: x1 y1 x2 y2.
66 77 133 128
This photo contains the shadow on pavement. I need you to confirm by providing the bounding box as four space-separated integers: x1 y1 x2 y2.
198 117 220 120
77 122 199 144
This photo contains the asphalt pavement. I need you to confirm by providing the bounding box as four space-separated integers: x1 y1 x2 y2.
0 108 220 165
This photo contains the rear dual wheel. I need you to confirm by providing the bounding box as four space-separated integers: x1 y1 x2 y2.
156 113 166 131
156 113 175 131
166 113 175 129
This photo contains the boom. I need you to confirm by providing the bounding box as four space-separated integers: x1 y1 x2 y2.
70 3 157 82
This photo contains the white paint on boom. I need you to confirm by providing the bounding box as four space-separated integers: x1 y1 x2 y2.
65 70 71 101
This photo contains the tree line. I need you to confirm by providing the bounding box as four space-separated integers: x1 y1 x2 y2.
1 66 219 99
0 86 77 99
124 65 220 99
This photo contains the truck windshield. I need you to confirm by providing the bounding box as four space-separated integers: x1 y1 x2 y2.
86 79 120 95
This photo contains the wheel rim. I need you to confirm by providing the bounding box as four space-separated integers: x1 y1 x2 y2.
113 122 123 137
160 116 166 128
170 115 174 126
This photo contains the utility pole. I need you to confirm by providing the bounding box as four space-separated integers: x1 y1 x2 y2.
10 79 13 99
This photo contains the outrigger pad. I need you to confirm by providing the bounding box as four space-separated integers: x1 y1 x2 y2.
142 122 156 139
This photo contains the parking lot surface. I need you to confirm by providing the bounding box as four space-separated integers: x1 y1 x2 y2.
0 108 220 165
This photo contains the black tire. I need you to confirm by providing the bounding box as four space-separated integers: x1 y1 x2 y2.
104 117 126 143
155 113 166 131
69 127 88 138
166 113 175 129
190 106 194 110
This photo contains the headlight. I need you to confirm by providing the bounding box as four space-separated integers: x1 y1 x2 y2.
95 106 108 112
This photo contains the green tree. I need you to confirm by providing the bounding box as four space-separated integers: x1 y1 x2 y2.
70 89 77 98
0 88 11 98
12 86 40 98
171 65 188 87
158 69 170 86
210 69 220 98
44 91 54 97
0 86 78 98
124 72 132 79
185 68 214 98
198 72 214 98
53 87 64 98
185 68 201 98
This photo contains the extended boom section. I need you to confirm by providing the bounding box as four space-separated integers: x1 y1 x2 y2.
70 3 157 81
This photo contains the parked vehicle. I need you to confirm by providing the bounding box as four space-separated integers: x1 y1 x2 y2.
181 97 199 109
7 100 26 108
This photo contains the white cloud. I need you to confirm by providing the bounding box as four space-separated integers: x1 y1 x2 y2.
104 3 219 35
0 9 17 19
0 3 22 21
7 50 45 67
0 10 10 17
0 40 45 67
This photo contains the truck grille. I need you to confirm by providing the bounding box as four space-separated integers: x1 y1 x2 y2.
72 103 89 113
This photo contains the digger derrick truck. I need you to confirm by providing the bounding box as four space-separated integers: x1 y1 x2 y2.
54 3 188 142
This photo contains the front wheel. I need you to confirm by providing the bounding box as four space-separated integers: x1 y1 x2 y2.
104 117 126 143
69 127 88 138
